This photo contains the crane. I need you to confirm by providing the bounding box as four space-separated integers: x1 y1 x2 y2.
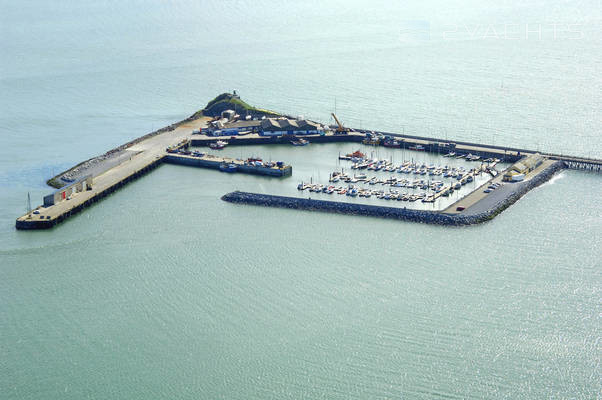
331 113 347 134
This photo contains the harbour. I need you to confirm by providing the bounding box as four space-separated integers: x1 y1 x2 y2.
15 94 602 230
3 2 602 399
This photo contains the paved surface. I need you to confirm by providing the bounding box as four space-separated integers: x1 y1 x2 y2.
444 159 556 215
18 118 209 223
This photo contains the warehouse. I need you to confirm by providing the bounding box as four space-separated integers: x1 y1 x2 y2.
259 118 323 136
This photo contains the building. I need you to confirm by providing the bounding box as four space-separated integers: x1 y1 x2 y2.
209 120 261 136
259 118 323 136
44 175 93 206
221 109 236 120
503 153 544 182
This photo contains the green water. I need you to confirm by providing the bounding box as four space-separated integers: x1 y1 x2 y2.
1 0 601 398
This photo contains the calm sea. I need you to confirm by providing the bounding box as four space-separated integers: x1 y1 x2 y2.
1 1 600 398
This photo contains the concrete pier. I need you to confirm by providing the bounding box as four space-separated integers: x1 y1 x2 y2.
165 153 292 177
16 118 208 229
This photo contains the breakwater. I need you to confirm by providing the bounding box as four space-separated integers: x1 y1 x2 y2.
221 161 565 225
16 157 165 230
46 116 205 189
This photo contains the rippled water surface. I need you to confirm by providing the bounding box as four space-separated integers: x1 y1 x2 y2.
1 1 600 399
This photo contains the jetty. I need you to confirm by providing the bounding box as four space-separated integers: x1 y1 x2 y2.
165 152 292 177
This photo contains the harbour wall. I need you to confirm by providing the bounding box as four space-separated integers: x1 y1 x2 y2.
221 161 565 226
191 134 364 147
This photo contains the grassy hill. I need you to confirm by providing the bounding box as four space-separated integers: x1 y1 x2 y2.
191 93 281 119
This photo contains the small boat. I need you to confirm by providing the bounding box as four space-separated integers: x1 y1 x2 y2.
346 150 365 158
219 163 237 173
210 140 228 150
408 144 425 151
383 140 401 148
291 138 309 146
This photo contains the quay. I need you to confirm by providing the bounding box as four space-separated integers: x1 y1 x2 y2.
190 131 365 147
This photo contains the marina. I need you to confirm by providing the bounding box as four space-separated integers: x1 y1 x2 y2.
296 154 494 204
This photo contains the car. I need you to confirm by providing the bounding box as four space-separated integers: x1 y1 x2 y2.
484 189 492 193
33 210 40 214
